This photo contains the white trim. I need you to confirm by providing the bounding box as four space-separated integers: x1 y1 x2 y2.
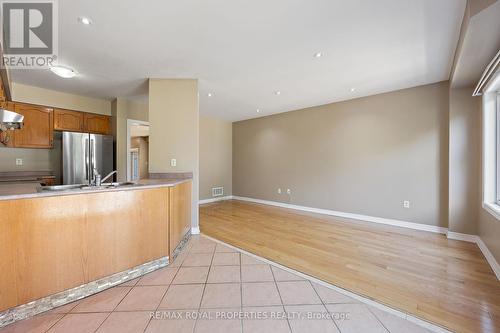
200 234 453 333
232 196 448 234
446 231 478 243
476 237 500 280
483 202 500 221
191 226 200 235
126 119 150 182
198 195 233 205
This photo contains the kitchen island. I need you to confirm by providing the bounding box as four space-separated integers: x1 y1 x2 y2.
0 178 192 327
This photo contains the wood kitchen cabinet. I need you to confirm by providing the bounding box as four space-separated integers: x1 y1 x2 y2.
12 103 54 148
53 108 84 132
83 113 111 135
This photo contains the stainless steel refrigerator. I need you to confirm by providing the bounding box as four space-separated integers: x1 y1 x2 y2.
62 132 114 185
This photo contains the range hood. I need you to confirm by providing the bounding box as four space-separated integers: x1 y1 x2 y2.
0 108 24 130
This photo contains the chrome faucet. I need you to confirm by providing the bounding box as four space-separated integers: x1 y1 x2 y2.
92 169 117 186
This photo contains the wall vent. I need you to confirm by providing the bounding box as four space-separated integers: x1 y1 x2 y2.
212 187 224 197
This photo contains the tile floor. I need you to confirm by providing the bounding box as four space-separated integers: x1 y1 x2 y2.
0 235 436 333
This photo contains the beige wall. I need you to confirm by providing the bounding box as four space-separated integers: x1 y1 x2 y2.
149 79 199 228
200 116 232 200
11 82 111 115
448 87 480 234
233 82 449 227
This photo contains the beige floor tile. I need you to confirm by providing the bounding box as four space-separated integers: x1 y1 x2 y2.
242 282 282 307
115 286 168 311
158 284 205 310
47 300 81 314
212 253 240 266
285 304 339 333
169 252 188 267
190 243 216 254
0 314 63 333
120 277 141 287
137 267 179 286
277 281 321 305
145 311 196 333
172 266 210 284
326 303 387 333
96 311 151 333
241 265 274 282
242 306 291 333
240 254 265 265
311 283 358 304
195 308 242 333
71 287 131 313
46 313 109 333
182 253 214 267
215 243 238 253
207 265 241 283
271 267 305 282
369 307 433 333
201 283 242 308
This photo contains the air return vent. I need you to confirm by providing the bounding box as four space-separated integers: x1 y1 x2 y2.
212 187 224 197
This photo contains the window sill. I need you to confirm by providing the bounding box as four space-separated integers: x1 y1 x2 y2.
483 202 500 221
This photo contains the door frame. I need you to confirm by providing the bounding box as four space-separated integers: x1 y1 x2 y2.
126 119 150 181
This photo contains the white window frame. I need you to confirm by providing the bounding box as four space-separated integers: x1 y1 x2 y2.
482 72 500 220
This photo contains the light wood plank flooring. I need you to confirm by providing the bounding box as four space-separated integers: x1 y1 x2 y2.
200 200 500 333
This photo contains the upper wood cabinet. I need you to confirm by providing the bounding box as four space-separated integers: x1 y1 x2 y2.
83 113 111 135
12 103 54 149
54 109 84 132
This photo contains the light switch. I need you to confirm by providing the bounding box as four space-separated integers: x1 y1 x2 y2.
170 159 177 167
16 158 23 166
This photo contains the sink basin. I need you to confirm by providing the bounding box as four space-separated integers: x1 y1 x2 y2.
38 182 138 192
38 184 86 192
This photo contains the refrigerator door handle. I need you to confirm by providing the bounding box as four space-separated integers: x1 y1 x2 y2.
90 137 95 182
84 137 89 182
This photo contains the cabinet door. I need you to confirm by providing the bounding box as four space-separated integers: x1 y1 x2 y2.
0 101 16 147
54 109 84 132
169 181 192 257
13 103 54 148
84 113 111 135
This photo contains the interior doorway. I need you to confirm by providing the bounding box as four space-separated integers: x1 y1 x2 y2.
126 119 150 181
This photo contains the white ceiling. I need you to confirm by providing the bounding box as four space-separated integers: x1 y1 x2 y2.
10 0 466 121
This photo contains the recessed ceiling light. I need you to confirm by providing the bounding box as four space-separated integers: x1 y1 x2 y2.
350 88 356 92
314 52 323 58
256 109 260 113
207 93 213 97
78 16 92 25
50 65 78 78
275 91 281 95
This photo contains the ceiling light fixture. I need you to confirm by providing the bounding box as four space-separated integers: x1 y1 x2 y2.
275 91 281 95
314 52 323 58
256 109 260 113
350 88 356 92
50 65 78 78
207 93 213 97
78 16 92 25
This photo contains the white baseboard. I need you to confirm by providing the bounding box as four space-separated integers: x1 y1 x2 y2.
232 195 448 235
198 196 233 205
191 227 200 235
446 231 478 243
476 237 500 280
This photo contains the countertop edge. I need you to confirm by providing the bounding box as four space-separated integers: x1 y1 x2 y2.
0 178 192 201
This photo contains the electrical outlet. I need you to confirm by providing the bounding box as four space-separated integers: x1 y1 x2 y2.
403 200 410 209
286 189 291 194
170 159 177 167
15 158 23 166
277 188 282 194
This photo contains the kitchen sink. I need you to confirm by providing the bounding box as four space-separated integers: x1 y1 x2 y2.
38 182 138 192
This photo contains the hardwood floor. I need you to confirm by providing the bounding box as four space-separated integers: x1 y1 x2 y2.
200 200 500 333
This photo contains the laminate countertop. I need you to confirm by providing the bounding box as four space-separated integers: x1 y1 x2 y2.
0 178 192 201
